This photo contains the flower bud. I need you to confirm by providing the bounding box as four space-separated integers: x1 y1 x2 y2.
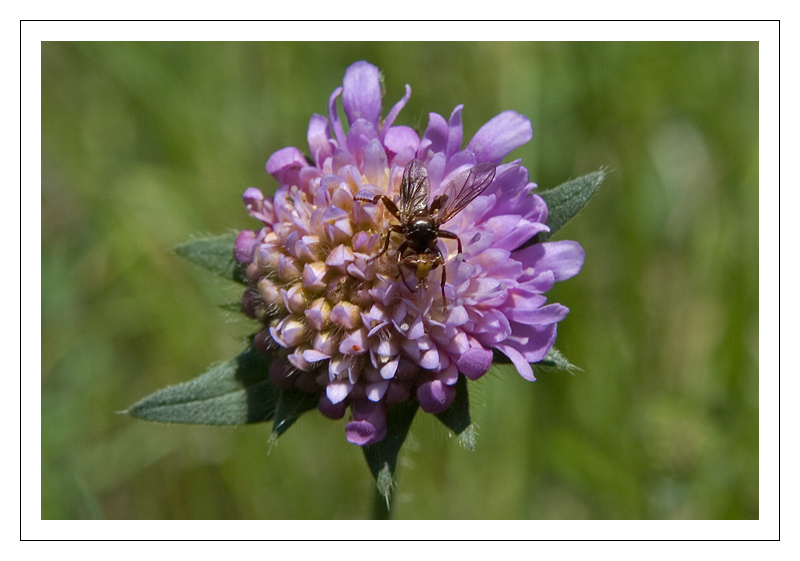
287 346 314 372
241 289 261 319
278 254 302 281
234 230 258 264
281 283 307 314
269 359 295 390
330 301 361 330
302 261 328 291
255 241 281 270
270 316 306 348
305 297 331 330
416 379 456 414
313 330 340 357
257 278 283 308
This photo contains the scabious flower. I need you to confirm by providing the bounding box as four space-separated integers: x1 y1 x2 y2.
234 61 584 446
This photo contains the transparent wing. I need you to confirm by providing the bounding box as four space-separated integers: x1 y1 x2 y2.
399 159 431 219
436 162 497 224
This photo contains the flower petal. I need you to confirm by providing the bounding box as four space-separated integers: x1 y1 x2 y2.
382 84 411 139
383 125 420 167
345 399 387 445
326 380 352 404
457 345 493 380
327 86 345 148
416 380 455 413
446 104 463 157
234 230 257 264
342 61 382 129
420 112 448 158
467 110 533 164
307 113 333 168
494 343 536 381
266 147 309 187
516 240 586 281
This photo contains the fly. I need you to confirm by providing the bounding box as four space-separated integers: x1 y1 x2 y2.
357 158 497 308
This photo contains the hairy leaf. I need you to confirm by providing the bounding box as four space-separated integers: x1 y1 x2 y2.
128 346 278 425
434 375 475 449
363 400 419 500
175 231 248 284
519 169 605 249
127 348 279 425
271 389 321 438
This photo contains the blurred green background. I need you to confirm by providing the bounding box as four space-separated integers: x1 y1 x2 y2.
41 42 758 520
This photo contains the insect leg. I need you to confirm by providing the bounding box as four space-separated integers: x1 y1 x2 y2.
395 241 417 292
440 259 448 310
369 225 402 264
355 193 401 221
438 229 463 255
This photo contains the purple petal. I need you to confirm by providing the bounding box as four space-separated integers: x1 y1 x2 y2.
457 345 493 380
383 125 420 167
490 216 549 252
366 380 390 402
234 230 257 264
307 113 333 167
345 399 387 445
342 61 382 129
339 328 369 355
510 322 559 363
346 118 379 166
266 147 309 186
416 379 455 413
328 86 345 148
326 380 352 404
518 270 555 295
318 395 347 419
445 305 469 327
504 300 568 325
494 344 536 381
467 110 533 164
382 84 411 140
442 150 477 179
515 240 586 281
419 347 440 370
419 112 448 158
303 349 330 363
362 138 389 186
379 358 399 379
527 193 548 224
242 187 269 221
446 104 463 157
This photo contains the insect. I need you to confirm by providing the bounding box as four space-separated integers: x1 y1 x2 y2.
358 158 497 307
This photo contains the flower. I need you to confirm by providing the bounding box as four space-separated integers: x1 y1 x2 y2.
234 61 585 446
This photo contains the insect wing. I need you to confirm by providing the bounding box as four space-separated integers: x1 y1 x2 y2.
437 162 497 224
399 159 430 218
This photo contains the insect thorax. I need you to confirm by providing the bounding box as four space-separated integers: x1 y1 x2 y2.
405 219 439 249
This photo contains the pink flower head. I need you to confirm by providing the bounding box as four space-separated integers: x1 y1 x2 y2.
235 61 584 445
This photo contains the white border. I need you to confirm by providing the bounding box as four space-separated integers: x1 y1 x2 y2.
22 20 780 545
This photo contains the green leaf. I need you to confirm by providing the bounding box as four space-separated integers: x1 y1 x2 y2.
363 400 419 500
175 231 248 284
519 169 606 249
542 168 606 236
532 347 582 375
271 389 321 438
127 346 278 425
218 301 245 314
434 375 475 450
